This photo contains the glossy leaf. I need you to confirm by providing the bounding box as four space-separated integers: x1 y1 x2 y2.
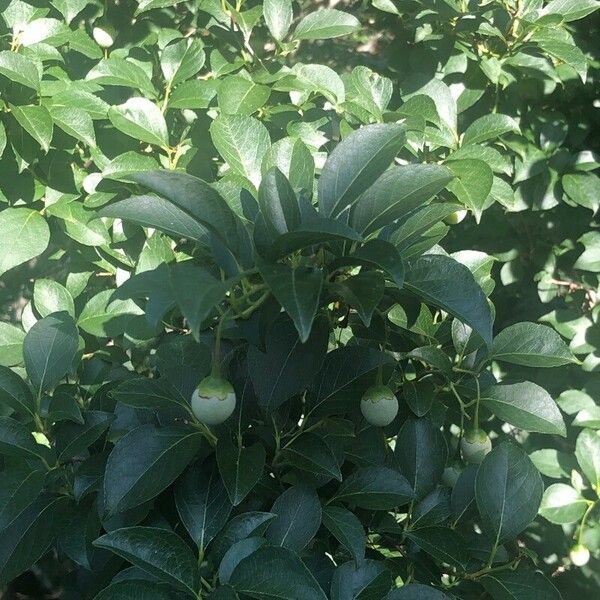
93 526 199 596
481 382 566 436
475 443 543 544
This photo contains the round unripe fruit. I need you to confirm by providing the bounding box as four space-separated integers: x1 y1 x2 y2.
92 20 116 48
360 385 398 427
460 429 492 464
570 544 590 567
191 376 236 425
444 210 467 225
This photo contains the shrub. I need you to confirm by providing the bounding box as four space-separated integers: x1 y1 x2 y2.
0 0 599 598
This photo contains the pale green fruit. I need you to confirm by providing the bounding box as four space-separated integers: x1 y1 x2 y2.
444 209 467 225
460 429 492 464
92 20 116 48
191 375 236 425
570 544 590 567
360 385 398 427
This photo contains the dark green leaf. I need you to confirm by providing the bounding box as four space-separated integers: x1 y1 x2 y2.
175 459 232 549
93 526 199 596
217 438 266 506
230 545 327 600
23 312 79 395
475 442 543 543
104 424 203 516
489 322 576 367
266 485 322 552
481 382 566 436
406 527 469 571
318 124 406 217
404 255 493 347
481 568 562 600
257 260 323 342
351 164 453 235
330 559 392 600
322 506 365 564
335 466 414 510
0 366 35 418
284 432 342 480
394 418 447 500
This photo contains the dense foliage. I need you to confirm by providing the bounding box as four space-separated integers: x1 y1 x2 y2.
0 0 599 598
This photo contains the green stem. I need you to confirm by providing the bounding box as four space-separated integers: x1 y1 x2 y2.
473 376 481 431
578 501 596 545
211 318 224 378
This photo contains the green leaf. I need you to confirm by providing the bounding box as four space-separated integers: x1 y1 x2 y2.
543 0 600 22
257 260 323 343
294 9 360 40
175 459 232 549
0 495 68 587
394 418 448 500
55 410 113 461
318 123 406 217
530 448 576 479
0 467 46 531
0 208 50 277
210 114 270 188
218 74 270 116
248 315 329 413
86 58 156 97
0 323 25 367
93 526 199 596
406 527 469 571
283 432 342 480
0 365 33 420
264 0 293 40
108 98 168 148
475 443 543 544
161 38 205 86
230 546 327 600
93 581 174 600
258 167 301 236
404 255 493 347
575 428 600 490
77 290 143 337
266 485 322 552
168 79 217 109
490 322 575 367
261 137 314 195
575 231 600 272
10 104 53 152
170 263 234 340
481 568 562 600
103 424 203 516
309 346 394 417
537 37 588 82
462 114 519 146
111 377 190 413
262 218 362 260
445 159 493 221
48 105 96 147
331 559 392 600
351 164 453 235
23 312 79 395
217 438 266 505
330 271 385 327
332 239 404 288
480 382 566 436
539 483 589 524
0 416 49 461
322 506 365 564
33 279 75 318
386 584 451 599
335 466 414 510
563 172 600 212
219 538 266 584
0 50 40 91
